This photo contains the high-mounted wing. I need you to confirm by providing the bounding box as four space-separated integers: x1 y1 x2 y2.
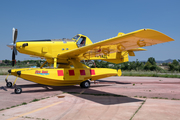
57 29 174 60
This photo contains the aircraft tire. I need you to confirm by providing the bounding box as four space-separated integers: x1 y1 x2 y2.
14 87 22 94
80 80 90 88
6 82 12 88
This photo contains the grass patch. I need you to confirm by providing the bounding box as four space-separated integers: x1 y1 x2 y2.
11 106 16 108
151 97 159 99
122 71 180 78
30 99 40 102
21 102 27 105
0 67 11 75
0 109 5 111
0 96 51 111
151 97 169 100
130 99 146 120
172 98 180 100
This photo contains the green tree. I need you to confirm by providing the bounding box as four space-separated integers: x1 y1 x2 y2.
36 61 41 67
172 59 179 66
162 63 168 66
144 62 152 71
135 60 144 71
168 63 179 71
147 57 156 65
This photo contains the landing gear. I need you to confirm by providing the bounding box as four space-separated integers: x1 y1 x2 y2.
80 80 90 88
14 87 22 94
5 74 12 88
13 75 22 94
5 73 22 94
6 82 12 88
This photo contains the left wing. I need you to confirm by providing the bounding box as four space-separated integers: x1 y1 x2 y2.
57 29 173 59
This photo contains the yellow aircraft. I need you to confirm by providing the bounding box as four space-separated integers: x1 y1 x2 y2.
5 28 174 94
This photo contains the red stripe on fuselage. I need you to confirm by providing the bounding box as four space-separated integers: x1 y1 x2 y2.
90 69 95 75
69 70 75 76
57 70 64 76
80 70 86 75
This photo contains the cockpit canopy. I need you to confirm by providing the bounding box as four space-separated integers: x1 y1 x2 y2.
72 34 93 48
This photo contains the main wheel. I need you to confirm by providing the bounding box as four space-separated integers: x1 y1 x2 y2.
80 80 90 88
14 87 22 94
6 82 12 88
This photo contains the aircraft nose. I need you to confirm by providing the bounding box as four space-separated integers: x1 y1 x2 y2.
7 43 16 49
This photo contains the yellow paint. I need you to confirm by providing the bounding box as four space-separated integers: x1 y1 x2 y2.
117 32 125 36
7 101 63 120
5 74 9 80
42 47 48 53
117 69 122 76
13 76 18 86
40 61 47 68
127 51 135 56
69 59 84 68
57 29 174 60
9 67 117 86
54 58 57 68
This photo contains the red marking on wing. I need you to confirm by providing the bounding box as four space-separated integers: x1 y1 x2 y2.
69 70 75 76
57 70 64 76
80 70 86 75
90 69 95 75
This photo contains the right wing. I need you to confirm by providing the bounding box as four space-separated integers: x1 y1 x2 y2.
57 29 174 60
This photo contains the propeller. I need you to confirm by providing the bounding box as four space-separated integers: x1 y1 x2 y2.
12 28 18 66
7 28 18 66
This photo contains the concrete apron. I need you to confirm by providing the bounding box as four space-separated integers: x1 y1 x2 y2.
0 93 145 120
1 94 180 120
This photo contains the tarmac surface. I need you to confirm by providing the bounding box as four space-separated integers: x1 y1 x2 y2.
0 75 180 120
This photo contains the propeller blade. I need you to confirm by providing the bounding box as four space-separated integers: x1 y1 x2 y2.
13 46 17 55
12 50 15 66
12 28 18 44
14 29 18 44
11 28 18 66
12 28 15 43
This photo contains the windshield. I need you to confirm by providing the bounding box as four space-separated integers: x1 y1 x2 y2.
72 35 80 41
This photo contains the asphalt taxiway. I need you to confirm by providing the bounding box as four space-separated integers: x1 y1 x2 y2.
0 75 180 120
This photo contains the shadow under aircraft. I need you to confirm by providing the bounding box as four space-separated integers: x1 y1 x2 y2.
5 82 143 105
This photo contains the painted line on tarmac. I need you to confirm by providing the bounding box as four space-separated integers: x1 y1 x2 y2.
80 89 86 94
7 101 63 120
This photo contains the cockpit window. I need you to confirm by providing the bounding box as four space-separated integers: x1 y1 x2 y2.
72 35 80 41
77 37 86 47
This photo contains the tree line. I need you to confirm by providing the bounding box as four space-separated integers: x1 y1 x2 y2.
90 57 180 72
0 59 44 67
1 57 180 72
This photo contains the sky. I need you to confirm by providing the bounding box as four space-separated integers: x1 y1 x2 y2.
0 0 180 62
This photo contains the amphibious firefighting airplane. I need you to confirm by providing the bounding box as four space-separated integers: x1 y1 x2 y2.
5 28 173 94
